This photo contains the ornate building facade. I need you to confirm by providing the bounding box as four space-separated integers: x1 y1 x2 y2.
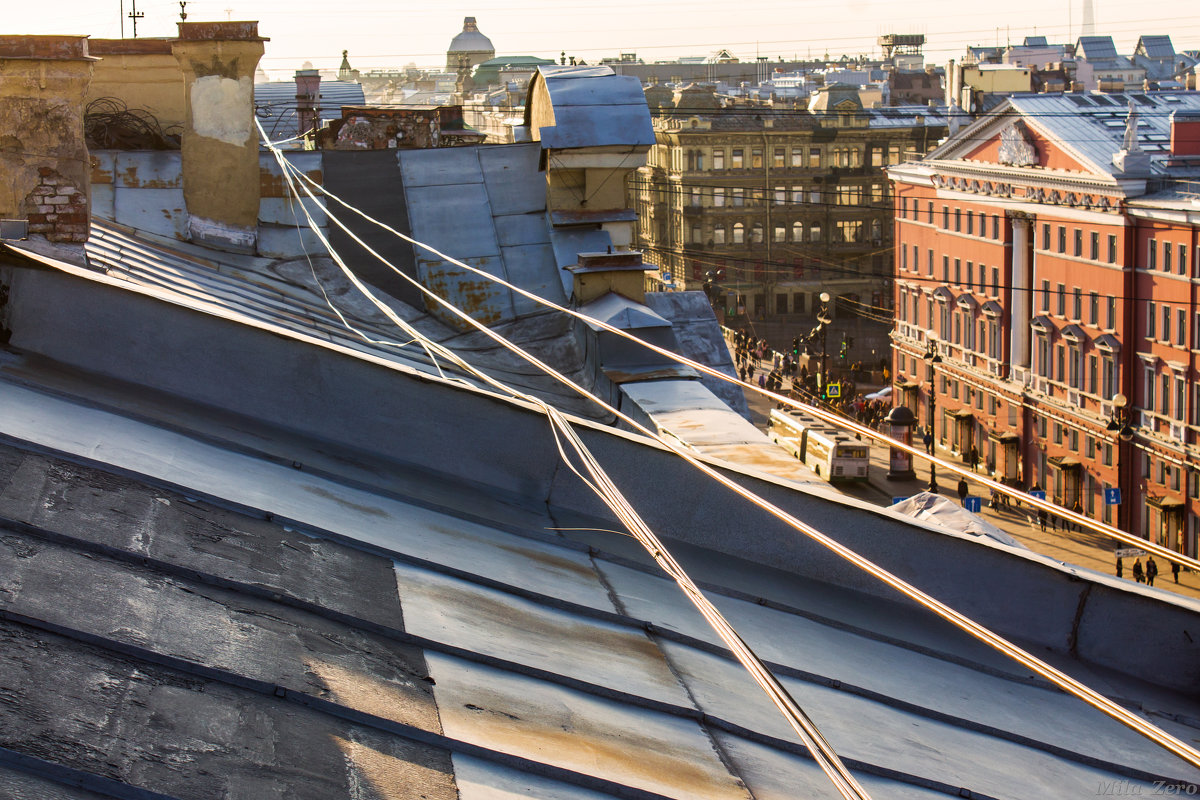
632 84 946 319
890 93 1200 554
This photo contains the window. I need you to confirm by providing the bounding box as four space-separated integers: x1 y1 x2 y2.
1087 354 1097 394
954 258 961 285
713 225 726 244
791 147 803 167
955 208 962 232
927 249 934 277
750 223 763 244
991 266 999 296
1145 364 1157 411
1163 305 1171 342
732 188 744 207
1041 279 1050 312
809 222 822 242
1107 297 1116 329
751 148 763 168
1056 283 1065 316
836 185 862 205
792 221 803 241
1042 223 1050 250
773 185 786 204
690 187 701 206
1054 422 1063 444
808 147 821 168
1057 226 1066 253
1073 288 1081 321
774 224 786 243
696 152 704 170
1175 375 1186 422
1055 344 1065 383
1089 292 1099 326
732 222 745 244
1178 308 1186 347
966 212 974 235
1108 234 1117 263
927 201 933 225
1074 228 1082 257
943 256 950 282
1195 311 1200 349
1102 354 1116 399
1148 302 1157 338
942 206 949 228
1148 238 1157 269
1090 231 1099 261
836 220 863 243
991 215 999 239
731 149 744 168
773 147 785 168
792 185 804 203
1164 241 1173 273
1180 243 1188 276
713 188 725 207
911 245 918 272
712 150 725 170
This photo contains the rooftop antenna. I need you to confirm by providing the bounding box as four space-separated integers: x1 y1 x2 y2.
225 7 233 20
179 1 187 22
127 0 144 38
119 0 124 38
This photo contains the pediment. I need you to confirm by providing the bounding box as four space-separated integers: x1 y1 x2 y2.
930 102 1107 178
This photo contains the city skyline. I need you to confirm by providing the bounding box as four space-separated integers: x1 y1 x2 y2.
9 0 1199 76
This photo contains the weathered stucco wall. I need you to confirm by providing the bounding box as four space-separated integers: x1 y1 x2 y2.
87 42 186 131
0 36 94 242
171 24 265 250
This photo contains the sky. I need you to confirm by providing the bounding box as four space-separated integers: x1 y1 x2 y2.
9 0 1199 78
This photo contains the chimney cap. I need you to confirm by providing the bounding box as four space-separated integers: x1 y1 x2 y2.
0 35 97 61
176 21 268 42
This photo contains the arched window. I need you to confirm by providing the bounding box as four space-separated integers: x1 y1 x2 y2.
792 221 804 241
733 223 745 244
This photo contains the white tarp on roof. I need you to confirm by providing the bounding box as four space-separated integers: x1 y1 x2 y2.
890 491 1027 549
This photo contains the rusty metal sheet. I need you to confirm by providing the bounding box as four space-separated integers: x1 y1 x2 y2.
418 255 513 324
113 151 183 189
91 183 114 220
405 183 500 260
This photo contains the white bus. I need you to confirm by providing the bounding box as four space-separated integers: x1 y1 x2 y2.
769 408 870 483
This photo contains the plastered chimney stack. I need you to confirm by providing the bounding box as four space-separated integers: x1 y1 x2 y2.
171 21 266 251
0 36 96 243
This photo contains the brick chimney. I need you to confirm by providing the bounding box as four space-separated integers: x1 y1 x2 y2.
170 22 266 251
1169 111 1200 158
294 68 321 139
0 36 96 243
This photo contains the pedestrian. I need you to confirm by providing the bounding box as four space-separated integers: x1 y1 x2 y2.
923 427 933 455
1037 507 1047 531
738 365 746 383
968 446 978 473
747 363 755 381
1132 559 1144 583
957 477 969 505
1146 556 1158 587
1116 557 1123 579
1172 560 1180 583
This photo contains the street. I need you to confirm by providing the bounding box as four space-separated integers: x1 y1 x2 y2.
740 380 1200 602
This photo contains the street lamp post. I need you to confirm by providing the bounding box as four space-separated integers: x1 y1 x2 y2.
1106 392 1136 536
817 291 832 397
923 338 942 487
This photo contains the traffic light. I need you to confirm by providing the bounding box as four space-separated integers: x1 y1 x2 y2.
791 337 800 356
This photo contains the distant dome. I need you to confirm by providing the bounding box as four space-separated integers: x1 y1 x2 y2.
447 17 495 71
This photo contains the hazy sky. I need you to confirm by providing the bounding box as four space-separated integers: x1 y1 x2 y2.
10 0 1198 77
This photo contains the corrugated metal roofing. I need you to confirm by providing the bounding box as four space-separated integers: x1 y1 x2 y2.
1137 35 1176 59
1077 36 1119 60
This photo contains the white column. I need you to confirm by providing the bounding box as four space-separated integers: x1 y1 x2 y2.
1010 216 1032 368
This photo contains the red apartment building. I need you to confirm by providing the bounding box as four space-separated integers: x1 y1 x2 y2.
889 92 1200 555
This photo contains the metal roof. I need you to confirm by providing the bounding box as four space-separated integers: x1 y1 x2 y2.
1136 35 1176 60
528 65 656 150
2 238 1199 798
254 80 366 141
1076 36 1119 61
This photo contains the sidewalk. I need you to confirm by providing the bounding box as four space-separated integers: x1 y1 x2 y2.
740 383 1200 602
